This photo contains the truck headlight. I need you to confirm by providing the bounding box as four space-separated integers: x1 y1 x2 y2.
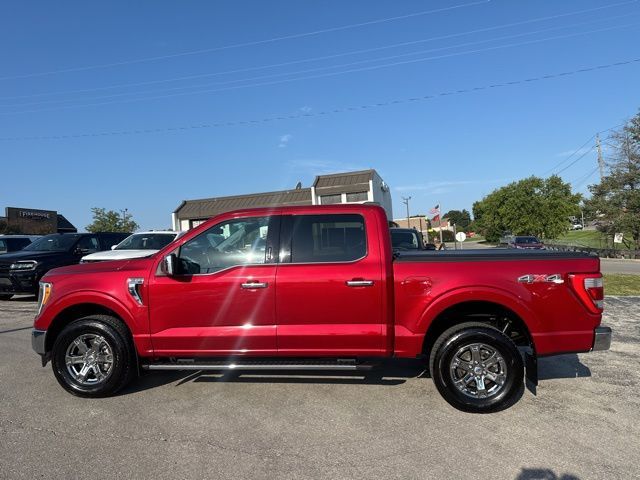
37 282 53 316
10 261 38 271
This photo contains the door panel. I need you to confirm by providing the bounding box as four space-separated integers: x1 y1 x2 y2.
276 213 385 356
148 215 279 357
149 265 276 355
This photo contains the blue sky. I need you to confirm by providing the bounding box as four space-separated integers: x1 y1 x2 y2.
1 0 639 230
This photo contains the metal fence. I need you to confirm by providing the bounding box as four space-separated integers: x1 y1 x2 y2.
544 243 639 259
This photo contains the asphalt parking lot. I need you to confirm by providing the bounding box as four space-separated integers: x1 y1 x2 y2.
1 297 639 480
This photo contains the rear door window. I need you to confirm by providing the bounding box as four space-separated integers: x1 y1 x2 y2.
285 214 366 263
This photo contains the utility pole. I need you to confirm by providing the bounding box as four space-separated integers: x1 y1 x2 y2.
402 196 411 228
596 134 605 180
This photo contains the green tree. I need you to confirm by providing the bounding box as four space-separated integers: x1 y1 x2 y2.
584 111 640 250
86 208 139 233
473 176 581 242
443 209 472 230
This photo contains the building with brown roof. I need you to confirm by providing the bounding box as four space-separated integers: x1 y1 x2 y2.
172 169 392 230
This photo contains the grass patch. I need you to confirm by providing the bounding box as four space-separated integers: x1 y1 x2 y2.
555 230 608 248
604 274 640 296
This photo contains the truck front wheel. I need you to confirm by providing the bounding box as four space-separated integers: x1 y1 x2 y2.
429 322 524 413
51 315 136 397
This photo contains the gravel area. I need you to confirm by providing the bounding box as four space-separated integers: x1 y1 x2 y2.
1 296 638 480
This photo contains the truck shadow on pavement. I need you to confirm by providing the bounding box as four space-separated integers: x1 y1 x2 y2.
517 468 580 479
537 354 591 380
121 359 428 394
121 355 590 396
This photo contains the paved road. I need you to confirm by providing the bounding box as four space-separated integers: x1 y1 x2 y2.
1 297 639 479
600 258 640 275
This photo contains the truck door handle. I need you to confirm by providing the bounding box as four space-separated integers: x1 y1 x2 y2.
346 279 374 287
241 281 268 289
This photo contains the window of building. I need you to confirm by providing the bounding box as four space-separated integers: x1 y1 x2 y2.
320 194 342 205
346 191 368 202
190 219 206 229
289 214 366 263
178 217 271 274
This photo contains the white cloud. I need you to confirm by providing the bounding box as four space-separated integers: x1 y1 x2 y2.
299 106 312 113
394 179 511 195
278 134 293 148
287 159 369 175
555 147 593 158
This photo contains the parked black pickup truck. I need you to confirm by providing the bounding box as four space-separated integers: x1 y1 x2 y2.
0 232 129 299
391 228 437 251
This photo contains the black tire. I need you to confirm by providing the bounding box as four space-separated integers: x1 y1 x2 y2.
429 322 523 413
0 294 13 301
51 315 136 397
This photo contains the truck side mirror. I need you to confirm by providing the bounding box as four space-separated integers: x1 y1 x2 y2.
161 253 177 276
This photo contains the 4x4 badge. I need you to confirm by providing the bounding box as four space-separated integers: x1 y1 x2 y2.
517 274 564 284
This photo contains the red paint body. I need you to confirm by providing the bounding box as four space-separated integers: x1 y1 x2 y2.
34 205 603 360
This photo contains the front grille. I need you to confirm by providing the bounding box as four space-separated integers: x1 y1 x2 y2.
0 264 11 274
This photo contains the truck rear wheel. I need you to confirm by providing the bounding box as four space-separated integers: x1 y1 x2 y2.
51 315 136 397
429 322 523 413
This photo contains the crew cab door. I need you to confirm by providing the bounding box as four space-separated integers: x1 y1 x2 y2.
147 215 279 356
275 212 385 356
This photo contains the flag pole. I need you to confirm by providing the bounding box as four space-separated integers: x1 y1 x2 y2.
438 202 443 246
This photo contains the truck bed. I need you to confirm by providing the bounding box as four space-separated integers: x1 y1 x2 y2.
394 249 595 262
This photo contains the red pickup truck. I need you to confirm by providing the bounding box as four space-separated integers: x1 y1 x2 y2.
31 205 611 412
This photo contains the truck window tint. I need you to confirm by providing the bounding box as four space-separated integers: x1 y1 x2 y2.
177 217 270 274
77 236 100 253
391 231 419 249
290 214 366 263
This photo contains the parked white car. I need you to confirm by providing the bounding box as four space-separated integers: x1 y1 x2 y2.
80 231 183 263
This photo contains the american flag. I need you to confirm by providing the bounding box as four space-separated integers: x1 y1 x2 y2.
430 204 440 222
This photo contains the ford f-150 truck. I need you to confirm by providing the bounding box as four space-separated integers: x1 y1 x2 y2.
31 205 611 412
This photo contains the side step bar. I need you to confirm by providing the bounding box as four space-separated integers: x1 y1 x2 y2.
141 359 377 372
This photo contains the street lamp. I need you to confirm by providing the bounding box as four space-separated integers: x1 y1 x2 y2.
402 196 412 228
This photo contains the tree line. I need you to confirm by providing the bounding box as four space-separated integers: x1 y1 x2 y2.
469 110 639 249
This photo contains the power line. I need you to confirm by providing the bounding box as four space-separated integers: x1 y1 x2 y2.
4 12 635 109
542 124 623 176
1 57 638 141
0 0 490 81
1 2 634 101
573 166 600 188
542 136 596 176
4 22 638 116
556 146 597 175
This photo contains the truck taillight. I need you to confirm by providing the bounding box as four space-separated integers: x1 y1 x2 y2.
569 274 604 314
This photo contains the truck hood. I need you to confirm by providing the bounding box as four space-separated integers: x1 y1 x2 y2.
81 249 158 262
45 257 153 277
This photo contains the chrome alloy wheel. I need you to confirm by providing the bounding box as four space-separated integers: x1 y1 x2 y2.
65 334 114 385
449 343 507 399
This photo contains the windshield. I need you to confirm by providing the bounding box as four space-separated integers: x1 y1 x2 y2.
515 236 540 244
391 231 419 249
23 234 79 252
115 233 176 250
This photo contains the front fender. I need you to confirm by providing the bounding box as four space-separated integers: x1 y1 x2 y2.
35 290 151 356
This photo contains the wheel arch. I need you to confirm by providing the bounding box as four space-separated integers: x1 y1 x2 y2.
45 302 133 353
421 299 535 359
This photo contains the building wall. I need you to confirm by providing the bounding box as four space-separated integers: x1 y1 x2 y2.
370 172 393 219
